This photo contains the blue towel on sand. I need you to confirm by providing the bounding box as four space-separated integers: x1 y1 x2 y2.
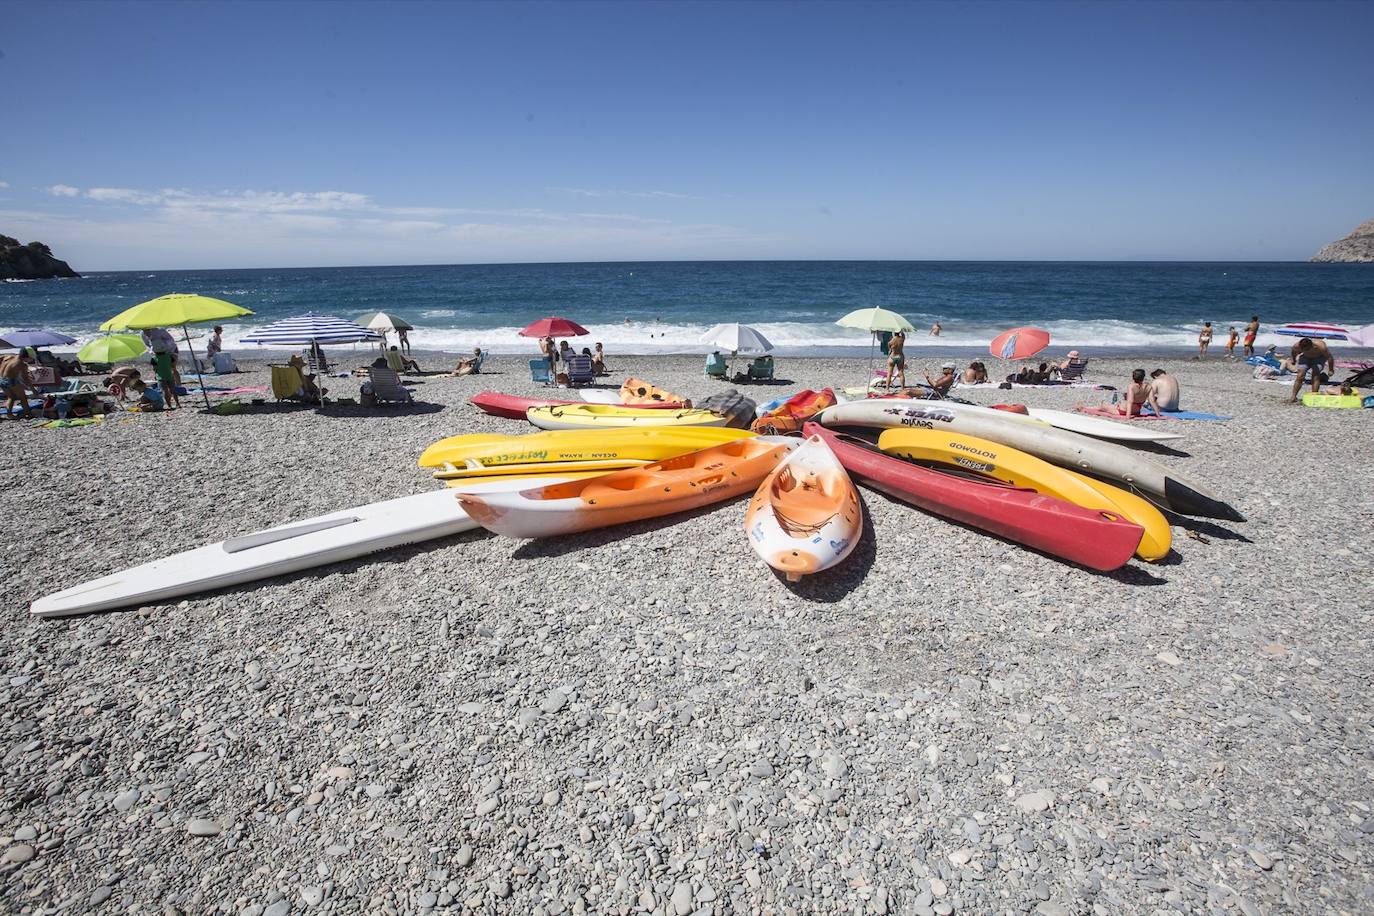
1141 406 1230 421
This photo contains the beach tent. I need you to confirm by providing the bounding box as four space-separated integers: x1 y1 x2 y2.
1346 324 1374 347
700 323 773 375
835 307 915 385
101 294 255 408
989 326 1051 360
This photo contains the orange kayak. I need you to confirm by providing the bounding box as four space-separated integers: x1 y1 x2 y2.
458 436 797 538
620 377 689 406
745 434 862 581
751 387 837 435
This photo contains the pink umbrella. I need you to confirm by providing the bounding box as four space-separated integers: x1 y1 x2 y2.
990 326 1050 360
519 316 589 338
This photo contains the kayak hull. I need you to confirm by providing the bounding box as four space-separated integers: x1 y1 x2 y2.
470 391 576 420
819 399 1241 521
804 425 1142 570
458 437 796 538
526 404 728 430
745 435 862 581
418 426 753 469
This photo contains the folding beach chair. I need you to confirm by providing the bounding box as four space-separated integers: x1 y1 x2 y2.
270 365 305 402
367 366 414 405
747 355 774 381
529 359 552 385
705 352 728 379
1058 357 1090 382
564 355 595 386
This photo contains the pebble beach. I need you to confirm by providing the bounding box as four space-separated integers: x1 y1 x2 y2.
2 351 1371 915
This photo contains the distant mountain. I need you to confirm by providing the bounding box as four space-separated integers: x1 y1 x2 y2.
0 234 80 280
1311 219 1374 263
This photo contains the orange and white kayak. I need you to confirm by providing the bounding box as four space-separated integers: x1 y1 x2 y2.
457 436 798 539
745 434 863 581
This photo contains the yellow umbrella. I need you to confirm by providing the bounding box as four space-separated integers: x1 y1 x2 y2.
101 294 254 407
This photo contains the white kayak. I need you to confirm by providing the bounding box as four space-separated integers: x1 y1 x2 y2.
818 399 1241 520
745 434 863 581
1020 407 1183 443
578 389 623 405
30 477 574 618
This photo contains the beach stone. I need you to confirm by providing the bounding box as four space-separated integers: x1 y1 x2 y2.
264 902 290 916
1155 651 1182 667
13 826 37 841
1250 850 1274 870
186 818 222 837
670 883 693 915
1015 791 1054 813
3 844 36 864
300 886 323 906
113 789 140 811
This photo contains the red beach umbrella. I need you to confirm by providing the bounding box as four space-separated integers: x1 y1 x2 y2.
519 316 589 338
990 326 1051 360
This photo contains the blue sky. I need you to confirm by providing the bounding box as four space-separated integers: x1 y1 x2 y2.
2 0 1371 269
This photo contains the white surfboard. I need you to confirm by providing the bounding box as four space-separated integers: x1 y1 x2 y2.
30 477 573 618
1022 407 1184 443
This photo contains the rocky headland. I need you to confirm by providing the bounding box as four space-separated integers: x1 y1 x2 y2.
1310 218 1374 263
0 234 80 280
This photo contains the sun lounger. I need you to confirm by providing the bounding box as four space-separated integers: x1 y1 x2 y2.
367 366 414 405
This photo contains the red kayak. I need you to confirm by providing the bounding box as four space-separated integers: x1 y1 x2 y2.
803 423 1144 571
470 392 577 420
471 391 689 420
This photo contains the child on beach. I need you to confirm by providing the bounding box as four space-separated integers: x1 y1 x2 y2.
1196 322 1213 359
1225 327 1239 359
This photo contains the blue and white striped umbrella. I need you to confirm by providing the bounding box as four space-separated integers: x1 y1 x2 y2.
240 312 381 346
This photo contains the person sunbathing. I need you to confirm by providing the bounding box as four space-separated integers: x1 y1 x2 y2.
961 362 988 384
924 362 957 396
1148 369 1180 413
450 348 483 376
1116 369 1151 416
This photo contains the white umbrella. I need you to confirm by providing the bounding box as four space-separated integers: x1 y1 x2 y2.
700 322 772 375
700 322 773 354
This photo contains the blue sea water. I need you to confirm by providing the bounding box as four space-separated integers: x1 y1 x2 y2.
2 261 1371 355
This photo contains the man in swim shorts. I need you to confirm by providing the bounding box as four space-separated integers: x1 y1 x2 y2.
1288 337 1334 403
2 352 37 419
885 331 907 390
1243 315 1259 358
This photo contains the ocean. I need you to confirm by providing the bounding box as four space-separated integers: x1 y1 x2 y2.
3 261 1370 355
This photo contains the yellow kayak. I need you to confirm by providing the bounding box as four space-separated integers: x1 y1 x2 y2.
879 427 1172 561
526 404 728 431
438 460 647 482
418 426 754 470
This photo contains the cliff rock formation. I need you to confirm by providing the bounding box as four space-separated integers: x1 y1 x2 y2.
0 235 80 280
1311 219 1374 263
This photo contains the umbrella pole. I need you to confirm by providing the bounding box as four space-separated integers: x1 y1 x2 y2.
182 325 211 409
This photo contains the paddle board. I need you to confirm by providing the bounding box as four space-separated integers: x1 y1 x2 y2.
1019 407 1184 442
30 477 573 619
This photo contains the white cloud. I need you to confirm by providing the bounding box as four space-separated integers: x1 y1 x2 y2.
550 187 696 200
48 184 81 197
0 181 9 188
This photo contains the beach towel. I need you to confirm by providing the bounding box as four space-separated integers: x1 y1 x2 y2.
695 389 756 429
1301 393 1365 409
1140 406 1231 421
271 365 304 400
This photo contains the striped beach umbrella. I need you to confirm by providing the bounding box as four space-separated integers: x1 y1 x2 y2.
1272 321 1348 341
241 312 382 346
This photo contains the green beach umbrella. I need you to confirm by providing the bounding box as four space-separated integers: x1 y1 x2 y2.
101 293 255 408
836 307 916 388
78 333 146 364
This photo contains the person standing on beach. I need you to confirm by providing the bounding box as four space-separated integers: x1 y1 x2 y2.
2 352 37 419
1225 326 1239 359
1196 322 1213 359
538 336 556 374
142 326 182 385
885 331 907 390
1243 316 1260 358
151 354 180 410
398 328 412 356
1288 337 1334 403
